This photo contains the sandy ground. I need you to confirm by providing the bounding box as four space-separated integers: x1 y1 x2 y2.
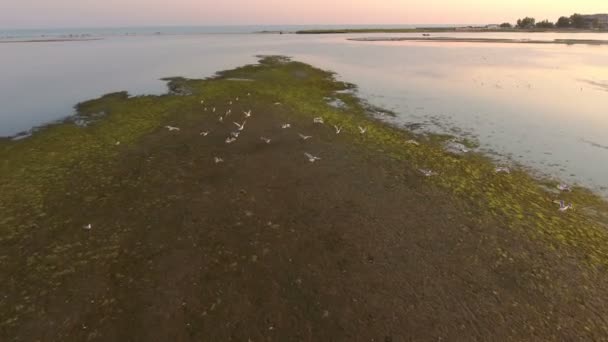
2 58 608 341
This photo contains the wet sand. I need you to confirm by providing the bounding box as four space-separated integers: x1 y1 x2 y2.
1 57 608 341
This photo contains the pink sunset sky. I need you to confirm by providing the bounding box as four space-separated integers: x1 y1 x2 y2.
1 0 606 28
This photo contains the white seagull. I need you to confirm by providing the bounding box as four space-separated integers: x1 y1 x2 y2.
260 137 271 144
334 125 342 134
204 107 207 111
83 223 92 230
244 110 252 118
446 142 470 154
214 157 224 164
236 97 239 101
233 121 246 131
557 183 572 192
419 169 437 177
200 131 210 136
165 125 180 131
554 200 573 212
313 117 324 124
230 131 240 138
358 126 367 134
406 140 420 146
274 102 281 105
218 116 224 123
212 107 216 113
115 141 121 146
281 123 291 129
229 100 233 105
225 137 237 144
495 167 511 174
200 100 205 104
299 133 312 140
247 92 251 96
226 109 232 116
304 152 321 163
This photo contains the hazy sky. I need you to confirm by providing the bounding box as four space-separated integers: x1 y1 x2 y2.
1 0 606 29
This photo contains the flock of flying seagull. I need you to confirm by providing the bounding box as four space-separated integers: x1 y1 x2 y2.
164 97 370 166
84 93 576 229
163 94 575 214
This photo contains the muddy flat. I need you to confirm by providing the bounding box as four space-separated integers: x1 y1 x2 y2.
1 56 608 341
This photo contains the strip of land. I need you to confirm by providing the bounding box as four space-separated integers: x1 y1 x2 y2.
1 56 608 341
295 28 607 34
349 36 608 45
0 38 104 44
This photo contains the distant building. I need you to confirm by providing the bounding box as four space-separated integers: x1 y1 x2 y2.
582 14 608 29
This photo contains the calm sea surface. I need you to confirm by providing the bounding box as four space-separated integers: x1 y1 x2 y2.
1 27 607 195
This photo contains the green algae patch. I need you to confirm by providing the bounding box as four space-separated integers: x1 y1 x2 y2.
1 55 608 268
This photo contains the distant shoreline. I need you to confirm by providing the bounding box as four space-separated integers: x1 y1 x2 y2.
293 28 608 34
0 38 104 44
348 36 608 45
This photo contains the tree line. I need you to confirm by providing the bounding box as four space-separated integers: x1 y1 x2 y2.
497 13 602 29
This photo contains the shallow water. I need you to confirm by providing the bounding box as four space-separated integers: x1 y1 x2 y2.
1 29 607 195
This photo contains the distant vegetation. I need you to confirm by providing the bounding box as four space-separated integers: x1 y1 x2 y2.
510 13 607 30
516 17 536 29
535 20 554 29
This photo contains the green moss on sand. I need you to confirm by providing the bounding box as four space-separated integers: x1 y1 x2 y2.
1 55 607 267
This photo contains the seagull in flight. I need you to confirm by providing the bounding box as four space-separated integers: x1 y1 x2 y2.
165 125 180 131
299 133 312 140
334 125 342 134
281 123 291 129
406 140 420 146
244 110 252 118
313 117 324 124
304 152 321 163
557 183 572 192
554 200 573 212
233 121 246 131
358 126 367 134
214 157 224 164
200 131 210 136
230 131 240 138
446 142 470 153
260 137 271 144
274 102 281 105
225 137 237 144
83 223 92 230
419 169 437 177
495 167 511 174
